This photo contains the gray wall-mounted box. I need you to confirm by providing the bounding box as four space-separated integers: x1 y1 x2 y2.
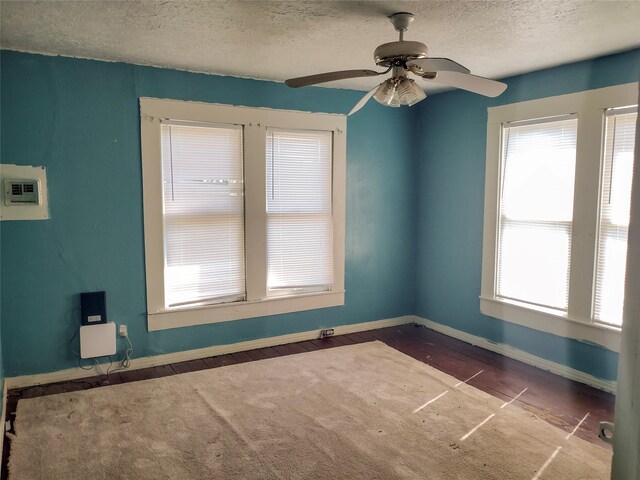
0 164 49 221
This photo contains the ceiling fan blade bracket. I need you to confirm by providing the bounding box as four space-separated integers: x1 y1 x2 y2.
407 65 437 80
406 58 470 75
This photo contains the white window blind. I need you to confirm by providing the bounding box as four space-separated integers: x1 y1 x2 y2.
161 121 245 308
497 115 578 311
593 107 637 326
266 128 333 294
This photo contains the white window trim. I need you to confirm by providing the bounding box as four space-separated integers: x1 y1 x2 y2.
481 82 638 353
140 98 346 331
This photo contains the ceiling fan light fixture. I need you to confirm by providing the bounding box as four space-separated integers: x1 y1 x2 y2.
396 78 427 106
373 79 400 107
373 77 426 108
286 12 508 114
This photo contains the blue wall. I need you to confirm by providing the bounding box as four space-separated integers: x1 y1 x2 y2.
1 49 637 381
413 49 640 382
0 51 416 376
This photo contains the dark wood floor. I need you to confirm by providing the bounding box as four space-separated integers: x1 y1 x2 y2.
1 323 615 478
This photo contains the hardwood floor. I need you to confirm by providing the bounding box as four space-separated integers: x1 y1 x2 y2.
1 324 615 478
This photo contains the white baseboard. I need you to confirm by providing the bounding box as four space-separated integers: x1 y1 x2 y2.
9 315 612 394
5 315 413 389
1 380 7 459
414 317 617 393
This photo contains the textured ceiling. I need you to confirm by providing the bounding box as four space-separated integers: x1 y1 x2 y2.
1 0 639 93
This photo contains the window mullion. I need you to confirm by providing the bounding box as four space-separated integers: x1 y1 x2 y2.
244 124 268 301
567 109 604 321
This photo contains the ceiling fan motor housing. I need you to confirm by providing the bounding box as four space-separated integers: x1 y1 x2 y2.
374 41 429 67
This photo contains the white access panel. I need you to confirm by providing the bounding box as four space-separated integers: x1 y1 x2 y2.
80 322 116 359
0 164 49 221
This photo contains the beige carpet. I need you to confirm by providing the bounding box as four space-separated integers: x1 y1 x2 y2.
10 341 611 479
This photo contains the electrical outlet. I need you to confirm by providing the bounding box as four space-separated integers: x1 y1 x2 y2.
119 325 128 337
320 328 335 339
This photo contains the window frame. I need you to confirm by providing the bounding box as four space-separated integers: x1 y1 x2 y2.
495 113 578 313
593 106 638 326
265 128 335 295
140 98 346 332
481 83 638 353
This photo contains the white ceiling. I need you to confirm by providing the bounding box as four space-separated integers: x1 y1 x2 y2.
1 0 639 93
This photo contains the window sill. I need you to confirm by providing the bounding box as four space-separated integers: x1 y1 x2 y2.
479 296 621 352
148 290 345 332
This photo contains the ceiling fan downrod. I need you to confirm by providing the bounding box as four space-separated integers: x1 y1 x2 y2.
389 12 415 42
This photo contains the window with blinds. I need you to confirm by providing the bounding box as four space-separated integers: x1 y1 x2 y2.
141 99 346 330
496 115 578 311
266 129 333 295
593 107 637 326
161 121 245 308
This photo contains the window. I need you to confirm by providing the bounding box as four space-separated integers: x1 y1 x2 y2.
481 83 638 352
266 129 334 296
141 99 346 331
497 115 577 312
161 122 246 307
593 107 637 326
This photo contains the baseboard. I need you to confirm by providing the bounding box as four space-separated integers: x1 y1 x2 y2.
414 317 617 394
6 315 616 394
1 380 7 461
5 315 413 389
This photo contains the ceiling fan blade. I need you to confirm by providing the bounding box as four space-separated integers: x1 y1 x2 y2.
348 85 379 116
407 58 470 74
422 71 507 97
285 69 386 88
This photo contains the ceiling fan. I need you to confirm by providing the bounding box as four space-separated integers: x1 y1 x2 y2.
285 12 507 115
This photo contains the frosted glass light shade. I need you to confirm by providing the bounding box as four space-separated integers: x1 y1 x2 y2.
373 80 400 107
396 78 427 106
373 78 426 108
